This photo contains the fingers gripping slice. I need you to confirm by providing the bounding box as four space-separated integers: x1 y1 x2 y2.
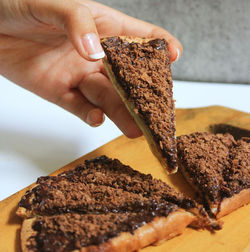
101 37 177 173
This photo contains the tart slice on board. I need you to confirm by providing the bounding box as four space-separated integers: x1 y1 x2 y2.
177 132 250 219
17 156 213 252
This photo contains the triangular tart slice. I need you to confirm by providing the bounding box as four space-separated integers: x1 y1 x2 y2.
177 132 250 218
101 37 177 173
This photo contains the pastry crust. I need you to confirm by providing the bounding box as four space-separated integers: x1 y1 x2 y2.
179 161 250 218
101 37 177 174
16 187 37 218
216 188 250 218
21 210 196 252
16 207 34 219
21 218 37 252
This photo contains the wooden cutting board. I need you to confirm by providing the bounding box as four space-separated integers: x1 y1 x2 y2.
0 106 250 252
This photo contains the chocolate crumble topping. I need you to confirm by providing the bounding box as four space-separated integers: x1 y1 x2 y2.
101 37 177 172
177 132 250 203
27 209 176 252
19 156 194 216
19 156 199 251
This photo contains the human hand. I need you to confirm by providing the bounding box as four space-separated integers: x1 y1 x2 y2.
0 0 182 138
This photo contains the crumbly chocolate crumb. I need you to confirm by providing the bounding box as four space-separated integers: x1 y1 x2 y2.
177 132 250 203
19 156 194 216
28 208 177 252
101 37 177 172
20 156 198 251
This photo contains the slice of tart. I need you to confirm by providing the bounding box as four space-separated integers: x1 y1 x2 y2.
21 210 196 252
177 132 250 218
101 37 177 174
17 156 213 252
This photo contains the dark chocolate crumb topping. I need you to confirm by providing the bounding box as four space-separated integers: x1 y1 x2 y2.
28 209 176 252
19 156 196 251
177 132 250 203
101 37 177 172
19 156 194 215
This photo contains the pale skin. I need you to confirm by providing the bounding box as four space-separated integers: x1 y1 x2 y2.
0 0 183 138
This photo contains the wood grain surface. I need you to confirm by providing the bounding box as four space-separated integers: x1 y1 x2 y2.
0 106 249 252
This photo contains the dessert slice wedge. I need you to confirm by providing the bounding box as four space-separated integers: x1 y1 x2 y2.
21 210 196 252
17 156 213 252
101 37 177 173
177 132 250 218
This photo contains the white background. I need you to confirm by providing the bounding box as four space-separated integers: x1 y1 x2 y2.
0 75 249 200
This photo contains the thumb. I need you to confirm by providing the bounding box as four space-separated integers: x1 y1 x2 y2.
26 0 105 61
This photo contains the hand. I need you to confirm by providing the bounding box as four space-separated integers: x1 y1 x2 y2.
0 0 182 138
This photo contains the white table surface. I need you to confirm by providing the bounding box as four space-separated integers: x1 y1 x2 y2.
0 75 249 201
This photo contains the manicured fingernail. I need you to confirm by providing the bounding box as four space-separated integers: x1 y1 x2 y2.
86 110 105 127
82 33 105 60
173 48 181 63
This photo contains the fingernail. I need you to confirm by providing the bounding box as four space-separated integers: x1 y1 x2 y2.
82 33 105 60
173 48 181 63
86 110 105 127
